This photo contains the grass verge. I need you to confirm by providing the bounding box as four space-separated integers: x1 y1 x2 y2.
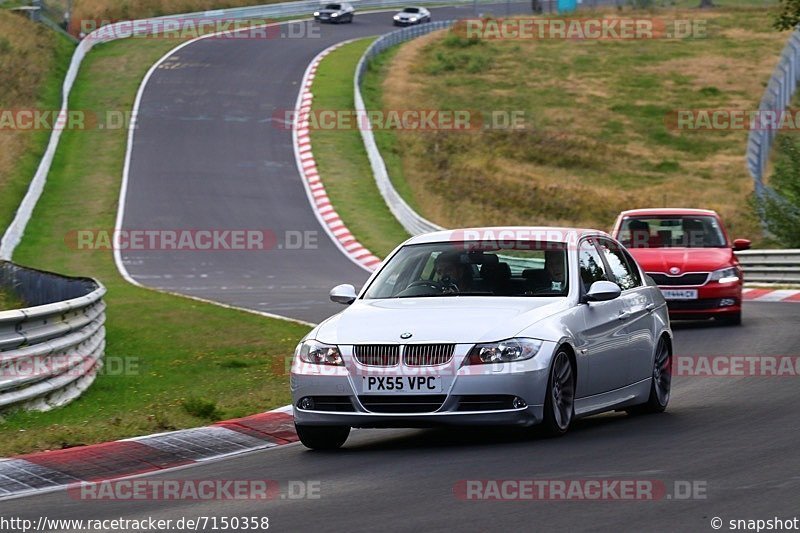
0 11 75 236
1 35 310 456
310 38 410 257
367 6 786 242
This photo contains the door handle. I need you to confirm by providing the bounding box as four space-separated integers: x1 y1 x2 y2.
618 310 631 320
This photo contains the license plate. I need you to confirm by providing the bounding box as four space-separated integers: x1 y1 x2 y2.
362 376 442 394
661 289 698 300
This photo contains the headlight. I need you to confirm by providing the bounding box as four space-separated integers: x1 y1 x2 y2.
393 15 400 19
331 12 339 16
709 266 740 284
410 17 418 21
296 340 343 365
466 338 543 365
314 11 320 15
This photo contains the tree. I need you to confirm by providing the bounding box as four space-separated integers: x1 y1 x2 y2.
756 136 800 247
775 0 800 30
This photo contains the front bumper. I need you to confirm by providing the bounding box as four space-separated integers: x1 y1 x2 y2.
291 342 555 428
662 280 742 319
393 19 419 26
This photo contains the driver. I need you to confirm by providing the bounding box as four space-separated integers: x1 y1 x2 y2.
434 251 471 292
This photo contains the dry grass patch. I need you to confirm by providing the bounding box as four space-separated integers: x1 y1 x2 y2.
0 11 73 235
374 6 786 240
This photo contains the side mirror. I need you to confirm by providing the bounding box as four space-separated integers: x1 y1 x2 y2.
330 284 357 305
585 281 622 302
733 238 751 251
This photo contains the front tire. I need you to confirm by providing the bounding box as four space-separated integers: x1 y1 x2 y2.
540 350 575 437
295 424 350 450
628 336 671 415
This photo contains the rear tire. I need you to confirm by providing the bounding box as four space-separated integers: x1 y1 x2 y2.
627 336 671 415
540 350 575 437
295 424 350 450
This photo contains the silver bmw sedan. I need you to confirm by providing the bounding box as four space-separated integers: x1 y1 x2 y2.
291 227 672 449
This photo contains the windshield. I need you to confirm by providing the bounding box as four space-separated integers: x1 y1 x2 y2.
324 4 341 9
402 7 420 12
618 216 727 248
363 241 569 299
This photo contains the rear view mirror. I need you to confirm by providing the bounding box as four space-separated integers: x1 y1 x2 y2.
733 238 751 251
330 284 357 305
585 281 622 302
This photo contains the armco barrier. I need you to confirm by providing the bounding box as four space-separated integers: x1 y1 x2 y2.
0 262 106 411
746 30 800 198
354 22 451 236
736 249 800 284
0 0 517 260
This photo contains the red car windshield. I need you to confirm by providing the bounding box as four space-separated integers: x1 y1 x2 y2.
618 216 727 248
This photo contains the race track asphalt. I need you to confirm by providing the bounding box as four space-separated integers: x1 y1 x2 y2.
2 302 798 531
119 3 530 323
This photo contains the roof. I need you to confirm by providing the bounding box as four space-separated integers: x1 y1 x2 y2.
619 208 719 217
405 226 610 245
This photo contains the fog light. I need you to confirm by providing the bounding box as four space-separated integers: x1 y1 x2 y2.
298 397 315 410
512 397 527 409
720 298 735 307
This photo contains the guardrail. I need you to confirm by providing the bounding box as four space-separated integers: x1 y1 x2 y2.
354 21 454 236
746 29 800 199
736 249 800 284
0 262 106 411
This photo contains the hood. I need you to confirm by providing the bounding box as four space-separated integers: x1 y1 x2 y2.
396 12 417 18
628 247 734 274
318 8 339 13
314 297 569 344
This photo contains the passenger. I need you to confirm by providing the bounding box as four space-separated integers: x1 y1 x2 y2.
543 250 566 292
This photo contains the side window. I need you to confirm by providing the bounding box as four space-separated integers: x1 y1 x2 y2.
620 247 643 288
598 239 639 291
579 239 608 293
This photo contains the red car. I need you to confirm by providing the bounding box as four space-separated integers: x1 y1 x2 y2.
611 208 751 325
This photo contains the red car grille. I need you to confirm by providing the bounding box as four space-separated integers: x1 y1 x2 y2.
649 272 709 286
